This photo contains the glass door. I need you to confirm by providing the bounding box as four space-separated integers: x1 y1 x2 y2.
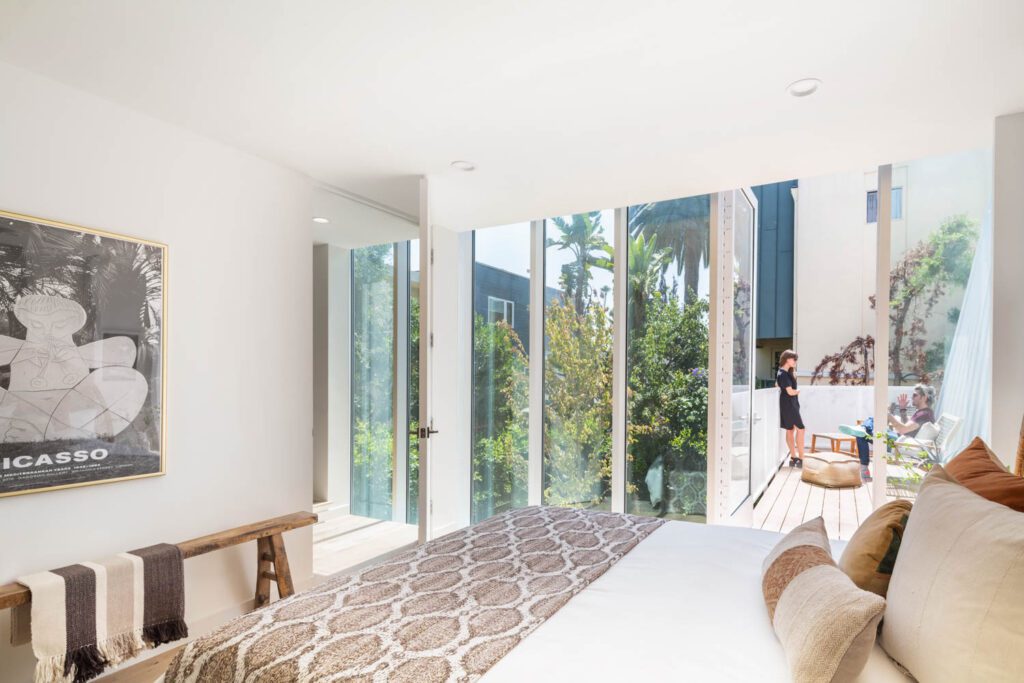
729 189 757 514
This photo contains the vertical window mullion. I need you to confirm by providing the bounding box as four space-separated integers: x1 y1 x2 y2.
528 220 544 506
611 208 628 513
872 165 893 506
393 242 409 524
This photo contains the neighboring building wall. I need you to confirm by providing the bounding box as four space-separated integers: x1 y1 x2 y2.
754 180 796 341
753 180 797 384
472 263 533 353
793 169 879 381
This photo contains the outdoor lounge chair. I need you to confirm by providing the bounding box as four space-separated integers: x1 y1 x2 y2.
893 413 962 464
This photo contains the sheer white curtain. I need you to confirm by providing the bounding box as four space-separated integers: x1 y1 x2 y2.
936 215 992 458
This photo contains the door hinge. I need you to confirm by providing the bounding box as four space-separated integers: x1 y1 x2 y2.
430 248 434 265
429 332 434 347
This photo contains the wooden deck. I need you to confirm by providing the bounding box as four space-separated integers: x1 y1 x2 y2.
753 465 874 541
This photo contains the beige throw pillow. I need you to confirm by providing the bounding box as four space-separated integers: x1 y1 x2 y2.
762 518 886 683
881 467 1024 681
839 499 912 597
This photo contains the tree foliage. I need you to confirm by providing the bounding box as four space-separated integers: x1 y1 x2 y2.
472 316 529 520
811 215 978 386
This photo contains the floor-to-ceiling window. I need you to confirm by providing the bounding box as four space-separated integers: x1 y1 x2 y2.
350 244 396 520
543 211 614 509
885 149 992 494
624 197 711 519
471 224 531 523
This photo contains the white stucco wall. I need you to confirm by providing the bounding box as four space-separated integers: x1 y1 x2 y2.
0 62 314 679
793 149 990 386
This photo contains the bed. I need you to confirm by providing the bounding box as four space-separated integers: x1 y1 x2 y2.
164 507 906 682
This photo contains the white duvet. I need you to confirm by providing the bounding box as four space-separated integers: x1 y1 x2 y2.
483 521 907 682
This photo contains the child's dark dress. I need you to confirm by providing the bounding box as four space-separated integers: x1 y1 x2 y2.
777 369 805 430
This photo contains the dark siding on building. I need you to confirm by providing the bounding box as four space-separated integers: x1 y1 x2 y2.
753 180 796 340
473 263 532 353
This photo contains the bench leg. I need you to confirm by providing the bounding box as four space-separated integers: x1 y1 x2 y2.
255 537 273 608
269 533 295 599
254 533 296 608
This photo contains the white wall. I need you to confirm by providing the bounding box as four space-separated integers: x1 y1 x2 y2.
0 62 313 679
312 244 350 510
992 113 1024 465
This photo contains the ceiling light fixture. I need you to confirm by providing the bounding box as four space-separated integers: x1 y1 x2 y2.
450 160 477 172
312 217 330 224
786 78 821 98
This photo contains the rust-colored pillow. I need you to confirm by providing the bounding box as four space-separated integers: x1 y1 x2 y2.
838 500 912 597
945 437 1024 512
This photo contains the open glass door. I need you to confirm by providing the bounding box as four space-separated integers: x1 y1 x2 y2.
709 188 757 524
730 189 757 516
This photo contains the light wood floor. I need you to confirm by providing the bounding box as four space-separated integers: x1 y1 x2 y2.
313 514 418 577
753 465 875 541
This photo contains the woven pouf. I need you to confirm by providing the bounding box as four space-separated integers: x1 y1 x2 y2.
801 452 863 488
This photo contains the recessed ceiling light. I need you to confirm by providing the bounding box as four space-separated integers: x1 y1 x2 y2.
450 160 477 172
312 217 330 224
786 78 821 98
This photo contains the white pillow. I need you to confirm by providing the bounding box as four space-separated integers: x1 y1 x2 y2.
880 467 1024 681
913 421 940 443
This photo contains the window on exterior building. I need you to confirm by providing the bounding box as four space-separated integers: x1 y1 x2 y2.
487 296 515 326
867 188 904 222
471 224 531 523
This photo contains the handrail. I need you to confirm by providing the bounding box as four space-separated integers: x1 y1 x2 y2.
0 511 317 611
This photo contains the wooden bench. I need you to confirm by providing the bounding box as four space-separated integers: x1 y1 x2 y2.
0 511 317 612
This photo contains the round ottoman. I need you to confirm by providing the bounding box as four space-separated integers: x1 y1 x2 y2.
801 452 863 488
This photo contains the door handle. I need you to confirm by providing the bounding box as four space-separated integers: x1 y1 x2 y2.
417 426 439 439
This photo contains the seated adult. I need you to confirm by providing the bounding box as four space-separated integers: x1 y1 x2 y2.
851 384 936 482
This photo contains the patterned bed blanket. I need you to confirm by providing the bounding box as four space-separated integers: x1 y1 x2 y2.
166 506 663 682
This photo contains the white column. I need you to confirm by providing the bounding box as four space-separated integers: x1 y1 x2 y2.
528 220 545 506
417 177 432 542
993 113 1024 465
872 165 892 506
393 242 409 524
707 191 735 523
312 244 350 513
610 208 628 513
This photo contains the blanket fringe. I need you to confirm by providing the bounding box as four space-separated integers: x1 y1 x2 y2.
143 618 189 647
97 631 142 667
33 653 72 683
65 644 107 683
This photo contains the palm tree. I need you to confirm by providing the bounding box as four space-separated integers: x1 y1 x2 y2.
628 196 711 304
596 233 671 332
547 213 609 314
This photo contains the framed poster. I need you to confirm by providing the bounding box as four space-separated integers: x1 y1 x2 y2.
0 210 166 497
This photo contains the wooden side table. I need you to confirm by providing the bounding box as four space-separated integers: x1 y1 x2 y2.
811 432 858 457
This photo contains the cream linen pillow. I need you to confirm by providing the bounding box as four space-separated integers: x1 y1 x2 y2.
762 518 886 683
881 467 1024 681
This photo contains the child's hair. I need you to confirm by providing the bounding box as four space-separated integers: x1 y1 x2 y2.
780 349 798 377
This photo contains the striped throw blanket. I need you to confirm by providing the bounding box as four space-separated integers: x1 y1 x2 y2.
14 543 188 683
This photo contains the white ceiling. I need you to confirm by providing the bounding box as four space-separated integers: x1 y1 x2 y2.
1 0 1021 232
